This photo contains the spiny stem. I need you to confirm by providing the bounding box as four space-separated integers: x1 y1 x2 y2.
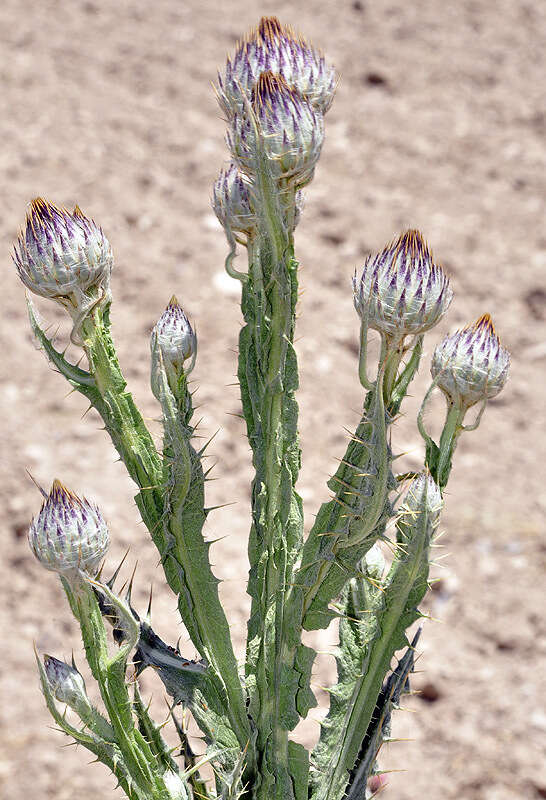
239 148 304 798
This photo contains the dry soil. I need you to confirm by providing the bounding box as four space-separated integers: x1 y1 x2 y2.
1 2 545 799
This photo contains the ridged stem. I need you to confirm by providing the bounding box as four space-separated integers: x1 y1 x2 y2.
436 403 464 486
238 154 304 799
152 352 251 758
63 578 177 800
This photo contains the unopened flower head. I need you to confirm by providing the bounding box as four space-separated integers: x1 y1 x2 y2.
212 162 256 236
151 297 197 378
43 655 90 711
402 471 443 522
217 16 336 118
364 543 386 581
227 71 324 186
28 480 109 576
353 230 453 342
431 313 510 410
13 198 113 316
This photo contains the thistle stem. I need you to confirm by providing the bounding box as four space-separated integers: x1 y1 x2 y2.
436 403 464 487
239 152 304 798
81 310 249 752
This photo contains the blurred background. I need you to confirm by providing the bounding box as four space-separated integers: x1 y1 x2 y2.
1 1 545 798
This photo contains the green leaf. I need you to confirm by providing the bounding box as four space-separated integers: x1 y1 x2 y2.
344 629 421 799
311 477 440 800
153 346 250 760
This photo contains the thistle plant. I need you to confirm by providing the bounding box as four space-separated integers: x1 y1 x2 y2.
14 16 510 800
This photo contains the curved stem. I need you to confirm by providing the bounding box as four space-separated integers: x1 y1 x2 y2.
358 319 375 391
224 232 249 282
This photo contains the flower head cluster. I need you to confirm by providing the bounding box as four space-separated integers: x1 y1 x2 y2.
217 16 336 118
212 162 256 237
353 230 453 342
431 313 510 410
28 480 109 576
228 71 324 186
13 198 113 318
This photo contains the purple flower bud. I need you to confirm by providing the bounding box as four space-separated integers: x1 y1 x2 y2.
212 163 256 236
13 199 113 316
43 655 90 711
431 314 510 409
217 16 336 118
212 163 305 236
28 480 109 576
227 71 324 186
150 297 196 384
353 230 453 341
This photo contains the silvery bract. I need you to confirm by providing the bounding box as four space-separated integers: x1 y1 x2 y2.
431 313 510 410
212 162 305 238
13 198 113 322
28 480 109 576
353 230 453 342
212 162 256 237
402 471 443 522
217 16 336 118
227 71 324 186
43 655 90 711
150 296 196 392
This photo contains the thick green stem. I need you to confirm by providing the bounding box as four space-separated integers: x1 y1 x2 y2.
288 370 393 634
239 160 304 799
152 352 251 758
64 578 175 799
436 403 464 486
81 308 165 533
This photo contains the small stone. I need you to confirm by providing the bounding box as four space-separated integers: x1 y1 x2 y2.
419 681 442 702
365 72 388 87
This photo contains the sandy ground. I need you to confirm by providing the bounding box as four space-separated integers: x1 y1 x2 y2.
1 1 545 798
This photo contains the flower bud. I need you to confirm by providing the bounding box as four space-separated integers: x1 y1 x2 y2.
431 313 510 410
364 543 386 581
13 199 113 326
150 297 196 393
217 16 336 118
396 472 443 550
212 163 256 237
43 655 91 712
353 230 452 342
402 471 443 522
227 71 324 186
28 480 109 576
